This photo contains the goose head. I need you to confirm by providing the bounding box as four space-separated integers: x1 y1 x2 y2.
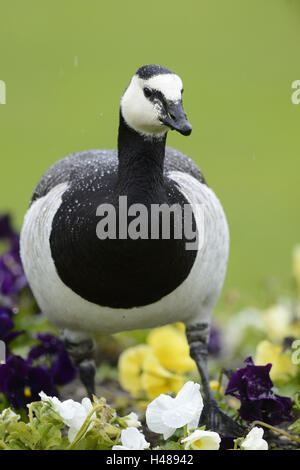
120 64 192 138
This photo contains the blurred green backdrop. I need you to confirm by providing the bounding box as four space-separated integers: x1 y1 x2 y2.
0 0 300 308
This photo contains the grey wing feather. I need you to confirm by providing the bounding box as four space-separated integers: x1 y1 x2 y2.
31 146 206 205
31 149 118 204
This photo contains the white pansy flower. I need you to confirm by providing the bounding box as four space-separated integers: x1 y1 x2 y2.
181 429 221 450
146 381 203 439
1 408 20 421
39 392 94 442
124 412 141 428
262 304 293 342
112 427 150 450
241 427 268 450
224 308 265 353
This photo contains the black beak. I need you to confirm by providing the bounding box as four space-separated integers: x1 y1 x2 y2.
160 101 192 136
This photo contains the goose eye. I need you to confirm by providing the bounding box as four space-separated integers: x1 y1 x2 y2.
143 87 153 98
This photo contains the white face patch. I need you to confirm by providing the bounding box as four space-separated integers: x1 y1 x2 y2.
146 74 183 101
121 73 183 137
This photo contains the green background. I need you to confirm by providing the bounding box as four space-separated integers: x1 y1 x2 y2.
0 0 299 308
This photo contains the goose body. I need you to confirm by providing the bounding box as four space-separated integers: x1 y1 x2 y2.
19 66 234 432
21 146 228 334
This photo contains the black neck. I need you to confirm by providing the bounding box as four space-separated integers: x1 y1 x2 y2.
117 112 167 198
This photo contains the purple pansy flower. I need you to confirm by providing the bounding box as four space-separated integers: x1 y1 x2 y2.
0 251 27 298
0 306 24 350
225 357 293 425
208 325 222 356
0 306 24 355
27 333 77 386
0 215 16 240
0 214 20 253
0 355 58 410
0 214 28 303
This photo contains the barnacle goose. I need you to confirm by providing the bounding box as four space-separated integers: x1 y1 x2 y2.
20 65 241 434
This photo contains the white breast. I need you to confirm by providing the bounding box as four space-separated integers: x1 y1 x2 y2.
20 175 229 334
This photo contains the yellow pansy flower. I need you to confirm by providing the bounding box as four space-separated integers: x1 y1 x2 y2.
262 304 300 342
254 340 297 383
209 380 224 394
175 322 186 332
118 345 152 397
181 430 221 450
147 325 196 374
141 353 185 400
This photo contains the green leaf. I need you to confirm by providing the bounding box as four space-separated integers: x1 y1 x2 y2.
288 418 300 434
72 428 115 450
6 421 40 449
37 422 62 450
96 361 119 382
0 422 6 440
160 441 184 450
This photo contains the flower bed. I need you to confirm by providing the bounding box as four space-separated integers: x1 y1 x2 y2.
0 214 299 450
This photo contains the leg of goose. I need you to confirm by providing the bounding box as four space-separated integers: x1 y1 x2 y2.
185 322 244 436
78 358 96 399
61 330 96 399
